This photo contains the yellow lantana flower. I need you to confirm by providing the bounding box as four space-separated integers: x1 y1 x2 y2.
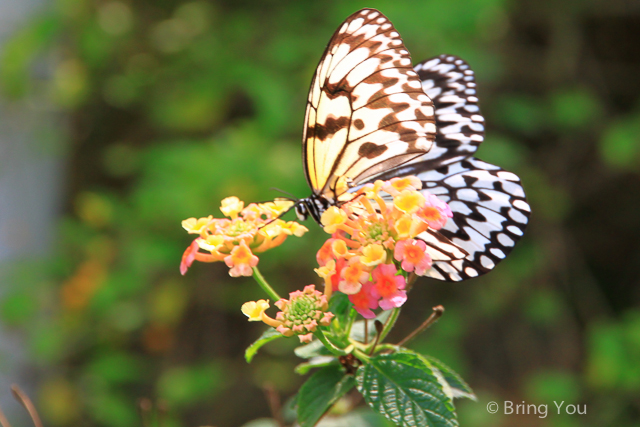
320 206 348 234
180 197 307 276
360 243 387 267
393 190 426 214
241 299 270 321
182 216 213 234
331 239 349 258
220 196 245 218
384 176 422 195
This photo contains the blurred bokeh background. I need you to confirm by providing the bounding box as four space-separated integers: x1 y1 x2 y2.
0 0 638 426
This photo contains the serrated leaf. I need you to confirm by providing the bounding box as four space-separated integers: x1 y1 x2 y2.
245 329 282 363
422 355 476 401
295 356 338 375
356 351 458 427
297 365 356 427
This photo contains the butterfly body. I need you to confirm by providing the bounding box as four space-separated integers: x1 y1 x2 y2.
295 194 331 224
298 9 530 281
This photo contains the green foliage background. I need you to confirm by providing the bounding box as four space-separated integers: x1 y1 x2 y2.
1 0 639 426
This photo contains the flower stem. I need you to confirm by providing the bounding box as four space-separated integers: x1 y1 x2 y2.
353 348 371 364
377 307 401 344
315 330 350 357
372 343 400 354
252 267 281 302
345 308 357 338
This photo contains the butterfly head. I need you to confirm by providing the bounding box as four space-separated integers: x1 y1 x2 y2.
294 201 309 222
295 195 330 224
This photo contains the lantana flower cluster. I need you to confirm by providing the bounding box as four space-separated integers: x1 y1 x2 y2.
315 176 453 318
241 285 334 343
180 197 308 277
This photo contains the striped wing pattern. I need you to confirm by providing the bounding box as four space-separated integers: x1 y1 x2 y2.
303 9 436 203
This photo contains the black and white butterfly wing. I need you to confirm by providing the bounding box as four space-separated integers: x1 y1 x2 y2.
416 55 485 166
303 9 436 204
373 54 486 182
417 158 530 281
369 55 529 281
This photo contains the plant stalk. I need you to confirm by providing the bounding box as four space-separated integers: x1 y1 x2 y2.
396 305 445 347
315 330 350 357
377 307 401 344
252 267 281 302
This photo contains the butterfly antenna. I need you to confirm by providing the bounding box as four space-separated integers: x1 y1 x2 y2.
269 187 299 202
255 196 303 230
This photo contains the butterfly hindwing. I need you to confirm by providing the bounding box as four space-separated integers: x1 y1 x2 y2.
416 158 530 281
303 9 436 202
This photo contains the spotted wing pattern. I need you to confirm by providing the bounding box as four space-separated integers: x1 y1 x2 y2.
303 8 436 203
416 158 530 281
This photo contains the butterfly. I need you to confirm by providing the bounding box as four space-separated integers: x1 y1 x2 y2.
294 8 530 282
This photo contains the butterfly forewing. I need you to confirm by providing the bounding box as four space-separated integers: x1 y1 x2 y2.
303 9 436 202
417 158 530 281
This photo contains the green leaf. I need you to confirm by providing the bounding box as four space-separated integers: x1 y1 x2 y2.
295 356 338 375
356 351 458 427
328 291 353 328
297 365 356 427
240 419 279 427
422 355 476 401
245 329 283 363
295 338 332 359
316 407 394 426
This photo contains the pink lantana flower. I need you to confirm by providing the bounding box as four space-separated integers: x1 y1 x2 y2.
339 257 370 295
394 239 433 276
417 194 453 230
370 264 407 310
224 240 259 277
348 282 378 319
316 238 336 267
180 239 199 275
